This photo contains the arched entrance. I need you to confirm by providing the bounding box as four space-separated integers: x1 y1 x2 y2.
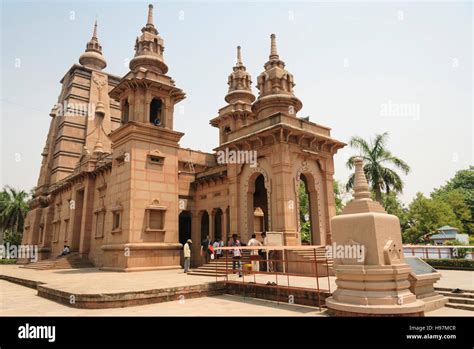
298 172 320 245
200 210 209 241
247 174 269 240
178 211 192 245
213 208 223 241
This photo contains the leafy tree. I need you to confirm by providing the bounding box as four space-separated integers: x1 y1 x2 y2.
333 180 344 215
432 167 474 234
0 186 30 238
403 193 461 243
381 192 409 232
346 132 410 203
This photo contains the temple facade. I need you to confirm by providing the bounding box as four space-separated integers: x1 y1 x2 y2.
22 4 345 271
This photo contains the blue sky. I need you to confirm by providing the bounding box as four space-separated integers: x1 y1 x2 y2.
1 0 472 204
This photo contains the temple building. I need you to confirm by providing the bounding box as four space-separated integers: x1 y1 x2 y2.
22 4 345 271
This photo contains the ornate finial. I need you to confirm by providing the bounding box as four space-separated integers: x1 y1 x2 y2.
353 158 371 200
147 4 154 26
270 33 279 60
79 19 107 70
92 19 98 39
236 46 243 66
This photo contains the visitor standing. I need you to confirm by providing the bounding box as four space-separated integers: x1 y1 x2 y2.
201 235 211 264
230 234 242 277
183 239 192 273
247 233 262 271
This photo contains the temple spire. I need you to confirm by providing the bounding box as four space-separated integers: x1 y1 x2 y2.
269 33 279 60
353 158 371 200
147 4 154 25
340 157 386 214
143 4 158 34
79 20 107 70
92 19 98 39
224 45 254 103
236 45 243 66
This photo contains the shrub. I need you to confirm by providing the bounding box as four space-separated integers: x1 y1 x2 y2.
423 258 474 270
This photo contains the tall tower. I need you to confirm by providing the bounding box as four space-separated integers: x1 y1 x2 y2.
106 4 185 271
210 46 256 144
252 34 302 119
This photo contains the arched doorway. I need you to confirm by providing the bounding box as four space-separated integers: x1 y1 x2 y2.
299 174 312 244
178 211 192 245
200 210 209 241
247 174 269 240
213 208 223 241
298 173 319 245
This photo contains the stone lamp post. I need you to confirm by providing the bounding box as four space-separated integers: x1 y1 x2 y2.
326 158 425 316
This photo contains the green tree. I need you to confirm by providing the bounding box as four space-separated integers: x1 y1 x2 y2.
381 192 409 232
334 180 344 215
0 186 30 235
403 193 461 243
432 166 474 234
346 132 410 204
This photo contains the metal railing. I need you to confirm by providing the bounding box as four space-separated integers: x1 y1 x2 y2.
403 245 474 260
212 245 331 311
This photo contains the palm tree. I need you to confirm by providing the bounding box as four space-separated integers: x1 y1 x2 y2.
346 132 410 203
0 186 30 234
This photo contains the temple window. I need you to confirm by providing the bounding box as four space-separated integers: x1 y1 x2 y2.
112 211 121 231
145 200 166 233
149 98 163 125
111 204 123 233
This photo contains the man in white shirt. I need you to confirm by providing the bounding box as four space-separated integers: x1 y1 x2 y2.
183 239 192 273
247 233 262 271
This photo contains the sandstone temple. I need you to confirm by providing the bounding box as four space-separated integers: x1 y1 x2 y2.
22 4 345 271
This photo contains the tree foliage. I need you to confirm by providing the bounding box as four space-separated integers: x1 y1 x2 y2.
346 132 410 203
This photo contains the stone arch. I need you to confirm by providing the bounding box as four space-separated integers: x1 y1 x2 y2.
295 160 326 245
243 165 272 241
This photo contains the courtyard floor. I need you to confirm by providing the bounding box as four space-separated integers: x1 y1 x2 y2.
0 265 472 316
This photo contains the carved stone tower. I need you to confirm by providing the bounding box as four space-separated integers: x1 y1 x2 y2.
252 34 302 119
210 46 256 144
105 4 186 271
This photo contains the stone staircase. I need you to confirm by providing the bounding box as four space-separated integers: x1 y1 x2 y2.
188 250 252 277
188 248 335 277
286 248 334 277
436 287 474 311
21 253 94 270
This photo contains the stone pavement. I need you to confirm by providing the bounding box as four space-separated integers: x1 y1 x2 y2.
0 265 472 316
0 280 324 316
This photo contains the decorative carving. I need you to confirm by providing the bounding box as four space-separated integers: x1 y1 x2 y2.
383 240 402 265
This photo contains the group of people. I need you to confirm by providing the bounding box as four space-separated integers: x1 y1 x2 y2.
200 236 225 263
181 232 270 276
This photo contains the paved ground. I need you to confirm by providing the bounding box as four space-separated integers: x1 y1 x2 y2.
0 265 336 294
0 280 324 316
433 269 474 290
0 265 472 316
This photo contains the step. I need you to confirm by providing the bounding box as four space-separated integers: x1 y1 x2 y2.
445 302 474 311
445 296 474 305
437 291 474 299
